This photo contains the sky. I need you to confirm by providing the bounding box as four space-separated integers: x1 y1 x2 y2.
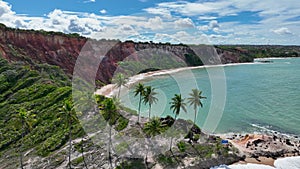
0 0 300 45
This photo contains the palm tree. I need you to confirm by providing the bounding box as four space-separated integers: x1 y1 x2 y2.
143 117 164 138
14 108 36 169
169 94 187 151
112 73 128 98
143 117 164 168
111 96 121 110
187 89 206 125
61 100 78 169
143 86 158 119
134 83 145 123
101 98 117 169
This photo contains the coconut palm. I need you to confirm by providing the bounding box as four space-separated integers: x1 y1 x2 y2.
187 89 206 125
112 73 128 98
143 117 164 138
134 83 145 123
61 100 78 169
13 108 36 169
111 96 121 110
143 117 164 168
169 94 187 151
101 98 117 169
143 86 158 119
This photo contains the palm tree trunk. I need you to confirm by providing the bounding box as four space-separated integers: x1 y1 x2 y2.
194 108 197 125
108 125 113 169
118 86 121 98
144 137 150 169
170 115 177 151
20 121 24 169
81 136 88 169
68 120 72 169
138 95 142 123
148 104 151 119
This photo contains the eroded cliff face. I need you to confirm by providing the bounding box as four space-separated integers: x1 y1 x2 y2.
0 25 249 85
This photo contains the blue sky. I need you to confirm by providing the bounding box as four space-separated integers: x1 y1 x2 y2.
1 0 300 45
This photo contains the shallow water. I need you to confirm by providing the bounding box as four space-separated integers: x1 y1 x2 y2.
121 58 300 136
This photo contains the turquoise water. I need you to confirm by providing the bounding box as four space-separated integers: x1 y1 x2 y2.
121 58 300 135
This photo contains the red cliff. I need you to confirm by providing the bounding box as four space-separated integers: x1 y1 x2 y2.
0 24 250 85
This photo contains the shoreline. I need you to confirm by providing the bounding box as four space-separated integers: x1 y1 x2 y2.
95 61 265 97
95 60 300 168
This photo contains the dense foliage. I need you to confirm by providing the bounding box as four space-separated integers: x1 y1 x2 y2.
0 56 83 161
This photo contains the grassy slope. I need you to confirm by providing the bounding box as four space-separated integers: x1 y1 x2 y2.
0 56 84 168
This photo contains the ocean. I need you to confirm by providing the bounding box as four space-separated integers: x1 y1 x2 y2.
121 57 300 136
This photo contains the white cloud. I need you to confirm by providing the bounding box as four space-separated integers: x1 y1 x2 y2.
84 0 95 3
143 7 172 19
0 0 13 17
198 25 209 31
209 20 220 29
1 0 300 45
100 9 107 14
156 1 216 16
147 16 163 30
175 18 194 28
272 27 292 35
198 16 218 20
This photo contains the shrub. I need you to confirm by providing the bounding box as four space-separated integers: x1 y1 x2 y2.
177 141 186 152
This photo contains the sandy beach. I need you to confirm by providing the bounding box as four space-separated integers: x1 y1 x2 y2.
95 62 262 97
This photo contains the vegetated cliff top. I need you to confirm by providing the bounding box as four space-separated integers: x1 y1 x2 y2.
1 23 300 85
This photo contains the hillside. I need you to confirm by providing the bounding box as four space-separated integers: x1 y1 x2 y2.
1 24 300 168
0 23 280 86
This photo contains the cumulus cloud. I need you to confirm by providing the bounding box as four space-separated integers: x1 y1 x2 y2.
272 27 292 35
198 25 209 31
197 20 220 32
100 9 107 14
68 19 87 33
143 7 172 19
175 18 194 28
0 1 13 17
147 16 163 30
1 0 300 45
209 20 220 29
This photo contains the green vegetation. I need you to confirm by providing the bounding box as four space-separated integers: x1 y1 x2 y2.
142 86 158 119
143 117 164 138
216 45 300 59
112 73 128 98
0 23 83 39
60 101 79 169
184 53 203 66
95 96 129 131
134 83 145 123
0 56 85 168
187 89 206 125
177 141 186 152
169 94 187 151
13 108 36 169
117 54 186 77
115 158 146 169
